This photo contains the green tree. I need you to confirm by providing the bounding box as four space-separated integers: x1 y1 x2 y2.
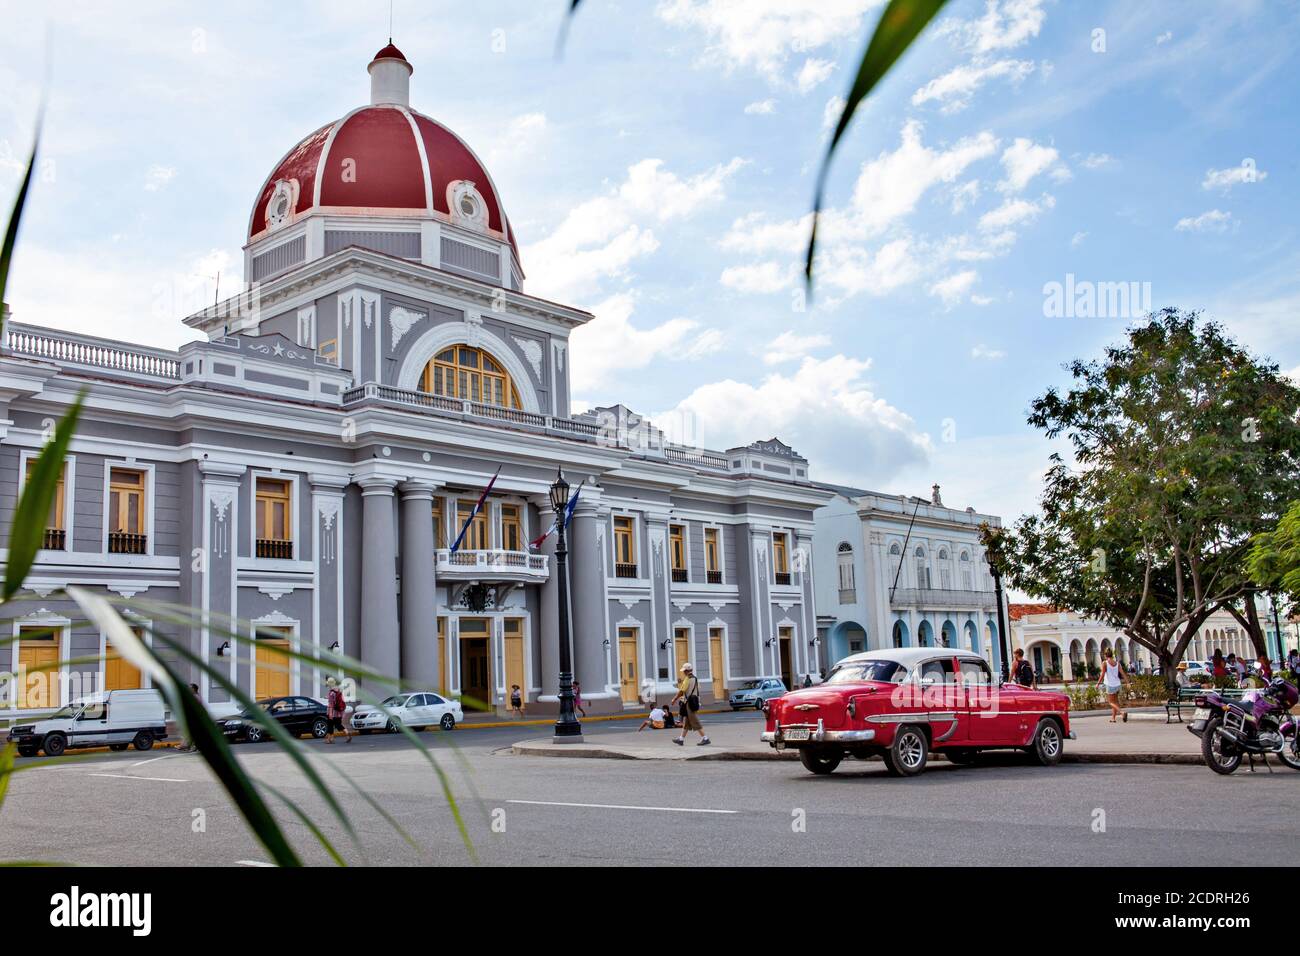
1003 309 1300 685
1247 498 1300 611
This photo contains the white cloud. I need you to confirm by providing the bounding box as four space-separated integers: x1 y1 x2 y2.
763 330 831 364
524 156 744 303
1155 31 1173 45
720 212 813 255
144 164 176 191
971 343 1005 359
1202 163 1267 191
656 0 882 86
948 0 1047 54
796 57 835 93
1079 152 1114 169
487 112 547 166
820 238 924 298
720 261 798 294
570 292 721 392
1071 230 1087 247
821 94 846 133
846 120 998 236
929 269 979 306
744 99 776 115
658 353 932 488
912 58 1034 112
950 179 981 213
979 194 1054 231
999 137 1062 192
1175 209 1234 233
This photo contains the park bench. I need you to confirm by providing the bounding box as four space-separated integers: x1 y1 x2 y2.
1165 684 1249 723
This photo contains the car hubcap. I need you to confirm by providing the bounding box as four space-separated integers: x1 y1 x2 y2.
899 733 923 768
1042 727 1059 756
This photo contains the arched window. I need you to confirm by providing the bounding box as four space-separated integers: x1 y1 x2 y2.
937 548 951 590
959 550 973 589
836 542 855 601
420 345 521 408
914 547 930 589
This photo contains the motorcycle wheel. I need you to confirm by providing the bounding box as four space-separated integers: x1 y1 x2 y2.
1279 725 1300 771
1201 717 1242 775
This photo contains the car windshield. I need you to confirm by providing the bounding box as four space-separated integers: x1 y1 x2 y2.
381 695 412 707
738 680 763 690
48 703 83 719
825 660 905 685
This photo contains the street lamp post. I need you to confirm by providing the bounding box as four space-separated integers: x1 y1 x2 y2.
550 469 584 743
980 525 1012 681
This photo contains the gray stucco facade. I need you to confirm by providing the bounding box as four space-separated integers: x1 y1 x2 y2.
0 267 831 718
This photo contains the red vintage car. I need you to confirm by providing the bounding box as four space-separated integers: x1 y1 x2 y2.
762 648 1073 776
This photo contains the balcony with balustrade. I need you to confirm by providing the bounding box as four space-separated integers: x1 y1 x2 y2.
435 548 549 583
890 588 998 610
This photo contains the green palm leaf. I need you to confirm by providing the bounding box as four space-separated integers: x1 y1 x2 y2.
0 124 38 324
805 0 950 290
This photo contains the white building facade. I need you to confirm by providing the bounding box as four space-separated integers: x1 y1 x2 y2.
814 484 1008 674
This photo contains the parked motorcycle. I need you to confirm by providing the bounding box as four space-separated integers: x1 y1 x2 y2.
1188 676 1300 775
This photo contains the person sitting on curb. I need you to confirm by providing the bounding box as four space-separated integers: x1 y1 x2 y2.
638 703 666 732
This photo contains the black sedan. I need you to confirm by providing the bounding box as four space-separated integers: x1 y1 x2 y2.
219 696 331 743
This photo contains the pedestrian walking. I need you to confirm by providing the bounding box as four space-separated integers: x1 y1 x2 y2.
1010 648 1037 688
509 683 525 718
1257 655 1272 681
802 673 812 688
178 682 201 752
1098 647 1127 723
671 663 709 747
572 679 586 717
1288 647 1300 673
325 677 353 744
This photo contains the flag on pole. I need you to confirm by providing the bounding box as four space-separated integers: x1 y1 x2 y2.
529 484 580 551
449 466 502 553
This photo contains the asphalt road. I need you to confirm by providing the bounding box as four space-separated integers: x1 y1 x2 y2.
2 711 1296 866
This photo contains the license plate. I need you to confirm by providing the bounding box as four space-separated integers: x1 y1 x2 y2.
784 728 810 741
1193 708 1211 721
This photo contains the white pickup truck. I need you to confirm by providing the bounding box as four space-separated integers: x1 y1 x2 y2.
6 689 168 757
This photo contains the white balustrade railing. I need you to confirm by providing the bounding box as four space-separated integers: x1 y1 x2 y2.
435 549 549 577
4 325 181 379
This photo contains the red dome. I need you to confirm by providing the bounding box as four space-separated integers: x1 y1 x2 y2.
371 42 409 64
248 105 517 257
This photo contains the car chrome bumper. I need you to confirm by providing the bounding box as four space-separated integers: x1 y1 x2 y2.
1067 730 1077 740
762 720 877 748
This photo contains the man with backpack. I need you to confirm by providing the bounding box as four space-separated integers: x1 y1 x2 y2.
670 662 709 747
1010 648 1037 689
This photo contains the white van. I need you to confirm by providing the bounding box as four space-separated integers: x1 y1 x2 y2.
6 689 167 757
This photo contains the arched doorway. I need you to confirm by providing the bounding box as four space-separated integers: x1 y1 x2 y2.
918 620 934 648
963 620 979 653
829 621 868 662
892 619 909 648
940 620 957 649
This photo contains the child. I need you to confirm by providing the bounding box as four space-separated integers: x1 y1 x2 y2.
638 703 666 732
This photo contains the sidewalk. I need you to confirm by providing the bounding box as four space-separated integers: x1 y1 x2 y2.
511 710 1206 764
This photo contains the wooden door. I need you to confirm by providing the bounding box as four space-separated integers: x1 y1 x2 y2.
256 640 291 699
778 626 794 689
674 627 691 678
460 637 491 711
104 626 144 691
18 627 59 709
504 618 525 703
618 628 640 704
437 617 447 692
709 629 726 701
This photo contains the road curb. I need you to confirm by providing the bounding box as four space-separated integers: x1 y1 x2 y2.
510 740 1200 765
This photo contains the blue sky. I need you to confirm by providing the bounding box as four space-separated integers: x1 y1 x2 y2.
2 0 1298 526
